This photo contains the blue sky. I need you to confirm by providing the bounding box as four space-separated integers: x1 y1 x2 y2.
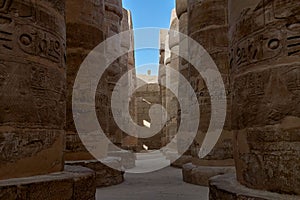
123 0 175 75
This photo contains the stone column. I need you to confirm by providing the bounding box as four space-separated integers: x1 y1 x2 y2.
101 1 136 169
162 9 183 162
66 0 106 161
210 0 300 199
182 0 235 186
0 0 66 180
170 0 193 169
103 0 123 146
65 0 125 187
120 9 138 151
162 30 171 146
159 30 168 147
166 9 180 145
0 1 95 198
161 10 179 149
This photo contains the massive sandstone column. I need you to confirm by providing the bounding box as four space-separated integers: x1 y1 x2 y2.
210 0 300 199
172 0 193 168
65 0 126 187
120 9 138 150
66 0 105 161
182 0 235 186
163 9 180 152
0 1 95 198
102 0 123 146
159 30 168 147
160 31 171 146
0 0 66 180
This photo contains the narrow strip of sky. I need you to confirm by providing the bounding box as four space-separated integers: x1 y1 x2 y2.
123 0 175 75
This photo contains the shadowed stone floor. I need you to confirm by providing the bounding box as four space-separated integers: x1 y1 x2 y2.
96 167 208 200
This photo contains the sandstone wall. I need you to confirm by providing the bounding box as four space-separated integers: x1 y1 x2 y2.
135 77 163 150
0 0 66 179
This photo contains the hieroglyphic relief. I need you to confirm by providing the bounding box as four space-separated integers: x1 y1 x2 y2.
0 130 62 163
0 0 13 13
229 0 300 194
0 61 65 128
0 0 65 179
230 0 300 71
17 27 64 66
231 0 300 129
233 65 300 129
0 0 65 67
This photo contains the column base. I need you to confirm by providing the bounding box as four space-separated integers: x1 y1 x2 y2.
171 155 193 168
107 151 136 169
182 163 235 186
0 165 96 200
209 173 299 200
66 158 124 187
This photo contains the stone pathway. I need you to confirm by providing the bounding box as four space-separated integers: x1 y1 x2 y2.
96 167 209 200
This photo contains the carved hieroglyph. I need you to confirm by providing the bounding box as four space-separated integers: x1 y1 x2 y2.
187 0 233 162
0 0 66 179
66 0 106 160
229 0 300 194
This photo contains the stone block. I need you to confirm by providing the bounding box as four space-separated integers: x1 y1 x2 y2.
67 158 124 187
209 173 300 200
0 165 96 200
183 163 235 186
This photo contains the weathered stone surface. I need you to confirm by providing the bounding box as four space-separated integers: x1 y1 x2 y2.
67 158 124 187
0 165 95 200
187 0 233 162
119 9 138 150
65 0 106 160
164 10 180 146
108 150 136 169
98 0 124 146
159 10 181 150
134 77 164 150
209 173 300 200
229 0 300 195
171 155 193 168
0 0 66 179
159 30 168 147
183 163 235 186
176 0 191 156
176 0 187 18
192 130 233 161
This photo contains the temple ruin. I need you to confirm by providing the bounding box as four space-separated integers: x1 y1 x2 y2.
0 0 299 199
